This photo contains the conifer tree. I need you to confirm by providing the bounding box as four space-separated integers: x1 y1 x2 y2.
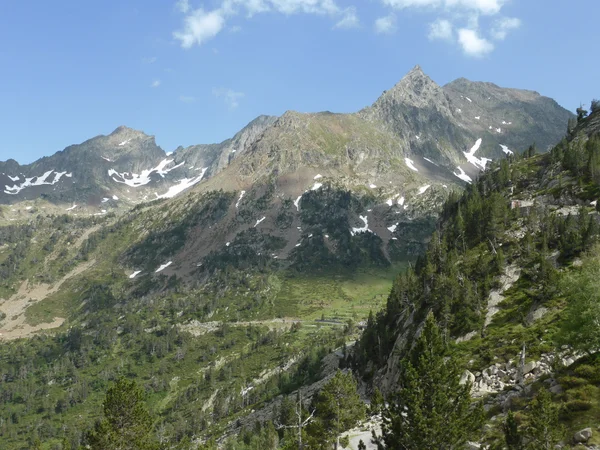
524 388 563 449
309 370 365 449
375 313 483 449
85 378 159 450
503 411 523 450
557 244 600 354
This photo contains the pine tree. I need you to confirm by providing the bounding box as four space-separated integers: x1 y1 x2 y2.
375 313 483 449
85 378 159 450
557 244 600 354
309 370 365 449
503 411 523 450
525 388 563 449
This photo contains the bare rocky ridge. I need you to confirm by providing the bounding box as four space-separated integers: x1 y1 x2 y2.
0 66 572 215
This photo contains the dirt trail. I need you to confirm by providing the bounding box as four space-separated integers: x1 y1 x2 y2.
0 259 95 340
178 317 303 337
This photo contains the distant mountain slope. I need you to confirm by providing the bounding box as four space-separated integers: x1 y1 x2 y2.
0 117 276 208
0 66 572 215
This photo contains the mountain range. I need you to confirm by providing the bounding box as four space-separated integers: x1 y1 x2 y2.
0 66 588 450
0 66 572 213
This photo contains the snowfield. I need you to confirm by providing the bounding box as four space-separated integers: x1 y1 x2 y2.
405 158 419 172
4 170 70 195
351 215 372 236
157 168 208 199
463 138 491 170
417 185 431 195
454 167 473 183
108 159 185 188
155 262 172 273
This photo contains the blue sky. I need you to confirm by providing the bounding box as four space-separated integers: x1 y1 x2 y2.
0 0 598 164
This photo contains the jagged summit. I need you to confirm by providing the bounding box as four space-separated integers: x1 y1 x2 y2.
370 65 445 110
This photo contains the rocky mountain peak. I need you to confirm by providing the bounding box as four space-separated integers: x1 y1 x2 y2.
374 65 444 108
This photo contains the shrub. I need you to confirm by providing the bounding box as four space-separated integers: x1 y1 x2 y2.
574 364 600 384
564 399 593 413
566 384 596 402
558 376 588 389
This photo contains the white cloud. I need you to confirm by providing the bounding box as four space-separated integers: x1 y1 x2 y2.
173 8 226 48
375 14 396 34
213 88 245 109
225 0 341 16
151 79 161 88
334 7 360 29
457 28 494 57
382 0 504 15
176 0 191 13
428 18 453 40
491 16 521 40
174 0 357 48
179 95 196 103
142 56 158 64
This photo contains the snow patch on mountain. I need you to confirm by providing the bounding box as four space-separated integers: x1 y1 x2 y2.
405 158 419 172
4 170 70 195
254 217 266 227
463 138 491 170
236 190 246 209
108 159 185 188
454 167 473 183
157 167 208 199
417 185 431 195
351 215 371 236
155 261 172 273
500 144 514 155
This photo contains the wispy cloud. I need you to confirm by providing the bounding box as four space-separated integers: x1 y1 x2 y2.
142 56 158 64
151 79 162 88
176 0 190 14
428 18 453 41
174 8 226 48
173 0 360 48
375 14 396 34
381 0 505 16
334 7 360 29
491 16 521 40
457 28 494 57
213 88 245 109
378 0 518 57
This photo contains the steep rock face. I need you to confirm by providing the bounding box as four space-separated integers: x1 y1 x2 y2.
174 115 278 178
443 78 574 154
360 65 469 168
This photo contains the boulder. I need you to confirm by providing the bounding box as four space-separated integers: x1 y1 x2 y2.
523 361 537 374
460 370 476 386
573 428 592 443
549 384 563 395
